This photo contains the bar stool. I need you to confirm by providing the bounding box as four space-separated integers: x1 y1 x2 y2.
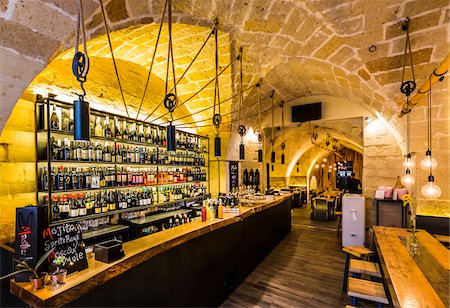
336 211 342 236
342 246 374 292
347 277 389 307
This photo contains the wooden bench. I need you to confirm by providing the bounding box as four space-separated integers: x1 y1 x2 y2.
348 277 389 307
434 234 450 245
349 259 382 278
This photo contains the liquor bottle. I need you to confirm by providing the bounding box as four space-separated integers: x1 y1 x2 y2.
78 193 87 216
249 169 254 187
154 128 159 145
104 116 112 138
60 195 70 219
50 137 59 161
41 166 48 191
115 117 122 139
146 126 152 144
94 116 103 137
85 193 93 215
108 192 116 211
68 108 74 132
94 193 101 214
85 168 92 189
95 142 102 162
71 168 78 189
103 142 111 162
63 167 71 190
69 194 78 218
218 199 223 219
131 123 137 141
62 109 69 131
122 120 129 140
243 168 249 186
81 142 87 161
50 104 59 130
87 142 95 162
101 192 108 213
51 195 60 221
138 125 145 143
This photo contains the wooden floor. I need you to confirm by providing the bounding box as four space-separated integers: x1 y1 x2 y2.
221 206 349 307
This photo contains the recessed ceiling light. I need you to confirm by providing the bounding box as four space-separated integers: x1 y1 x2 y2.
368 45 377 52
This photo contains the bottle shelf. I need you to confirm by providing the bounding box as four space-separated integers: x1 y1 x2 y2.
126 209 192 226
37 129 207 152
38 181 208 194
37 160 208 168
82 224 130 240
49 195 206 227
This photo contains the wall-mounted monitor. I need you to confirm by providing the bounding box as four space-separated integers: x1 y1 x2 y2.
291 102 321 122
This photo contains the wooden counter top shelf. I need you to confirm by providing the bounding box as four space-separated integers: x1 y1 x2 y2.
373 226 449 308
10 194 293 307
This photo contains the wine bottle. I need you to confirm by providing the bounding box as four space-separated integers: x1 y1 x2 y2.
68 108 74 132
122 120 129 140
104 116 112 138
94 116 103 137
52 195 60 221
115 117 122 139
78 193 87 216
50 104 59 130
60 195 70 219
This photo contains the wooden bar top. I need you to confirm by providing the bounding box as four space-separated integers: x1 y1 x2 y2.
373 226 448 308
10 194 292 307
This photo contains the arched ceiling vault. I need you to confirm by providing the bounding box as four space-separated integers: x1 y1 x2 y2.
0 0 449 136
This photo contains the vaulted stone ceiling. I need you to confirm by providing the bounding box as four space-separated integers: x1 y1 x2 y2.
0 0 449 135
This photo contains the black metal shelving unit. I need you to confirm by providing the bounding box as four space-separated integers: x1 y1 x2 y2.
35 94 210 241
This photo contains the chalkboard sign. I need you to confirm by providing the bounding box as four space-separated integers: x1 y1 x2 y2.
229 161 239 191
41 222 88 274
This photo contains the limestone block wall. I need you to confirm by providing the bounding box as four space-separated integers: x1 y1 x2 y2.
0 94 36 244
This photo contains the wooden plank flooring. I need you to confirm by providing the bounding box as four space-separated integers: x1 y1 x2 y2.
222 206 349 307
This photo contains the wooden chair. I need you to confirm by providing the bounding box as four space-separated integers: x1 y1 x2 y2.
347 277 389 307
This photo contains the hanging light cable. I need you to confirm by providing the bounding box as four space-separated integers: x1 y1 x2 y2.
401 112 415 187
419 76 438 171
270 91 275 170
257 81 263 162
72 0 90 142
421 75 441 199
99 0 130 118
212 18 222 158
280 101 285 165
163 0 178 152
237 47 246 160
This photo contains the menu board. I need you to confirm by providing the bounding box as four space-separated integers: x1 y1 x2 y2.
41 222 88 274
229 161 239 191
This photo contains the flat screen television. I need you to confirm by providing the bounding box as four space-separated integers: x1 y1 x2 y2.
291 102 321 122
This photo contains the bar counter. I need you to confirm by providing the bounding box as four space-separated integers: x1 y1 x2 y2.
373 226 449 308
11 194 292 307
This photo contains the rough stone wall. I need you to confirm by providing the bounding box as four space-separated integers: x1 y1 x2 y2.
0 93 36 244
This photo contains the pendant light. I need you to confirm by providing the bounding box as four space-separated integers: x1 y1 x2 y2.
280 101 285 165
270 91 275 165
257 82 263 162
401 113 415 187
237 47 246 160
162 0 179 152
212 18 222 158
397 17 417 188
72 0 90 142
421 76 441 199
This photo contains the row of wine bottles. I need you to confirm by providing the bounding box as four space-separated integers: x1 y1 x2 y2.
243 168 260 187
41 166 207 191
49 138 207 166
46 183 206 221
47 104 205 151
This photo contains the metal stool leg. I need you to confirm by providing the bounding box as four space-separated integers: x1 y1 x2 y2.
343 253 350 292
351 297 358 306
